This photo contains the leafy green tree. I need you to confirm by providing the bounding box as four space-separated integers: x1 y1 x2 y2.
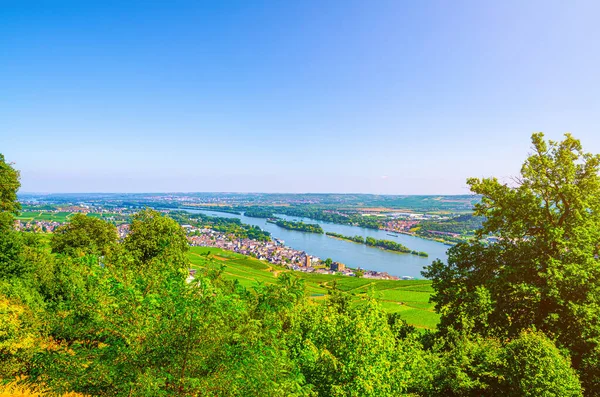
0 154 21 216
415 334 505 396
501 331 582 397
423 133 600 394
289 296 420 396
32 250 310 396
123 209 189 266
414 331 582 397
51 214 118 256
0 222 25 280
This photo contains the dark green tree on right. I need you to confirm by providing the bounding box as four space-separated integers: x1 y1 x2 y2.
423 133 600 394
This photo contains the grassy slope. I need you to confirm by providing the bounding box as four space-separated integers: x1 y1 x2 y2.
188 246 439 329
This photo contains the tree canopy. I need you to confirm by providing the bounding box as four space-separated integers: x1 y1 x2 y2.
51 214 118 256
123 208 189 266
424 132 600 393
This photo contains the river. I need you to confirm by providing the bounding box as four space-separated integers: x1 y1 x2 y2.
181 209 449 278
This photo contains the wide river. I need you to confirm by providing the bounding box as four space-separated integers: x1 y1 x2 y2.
182 209 449 278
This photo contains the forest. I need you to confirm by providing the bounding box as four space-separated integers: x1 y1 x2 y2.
1 133 598 396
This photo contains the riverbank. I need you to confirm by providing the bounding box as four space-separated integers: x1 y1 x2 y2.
177 208 449 278
187 229 403 280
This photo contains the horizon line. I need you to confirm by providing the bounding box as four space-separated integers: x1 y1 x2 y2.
17 191 477 197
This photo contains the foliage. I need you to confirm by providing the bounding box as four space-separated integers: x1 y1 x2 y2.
414 330 582 397
243 208 274 218
417 214 484 235
51 214 118 256
1 138 595 396
169 211 271 241
424 133 599 394
0 222 26 279
326 232 365 243
272 206 383 229
288 297 416 397
0 153 21 215
502 331 582 397
325 232 427 256
270 219 324 234
124 209 189 266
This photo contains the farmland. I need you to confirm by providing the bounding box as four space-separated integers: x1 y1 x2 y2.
188 246 439 329
15 211 129 224
16 211 74 223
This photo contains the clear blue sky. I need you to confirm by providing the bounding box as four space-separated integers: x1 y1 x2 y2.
2 0 599 194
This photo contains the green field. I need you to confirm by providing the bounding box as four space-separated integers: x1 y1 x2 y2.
16 211 128 224
16 211 74 223
188 246 439 329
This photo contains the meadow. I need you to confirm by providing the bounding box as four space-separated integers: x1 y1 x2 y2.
188 246 439 329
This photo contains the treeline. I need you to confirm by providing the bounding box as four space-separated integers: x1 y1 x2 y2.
326 231 365 243
326 232 428 256
242 206 383 229
366 236 429 257
183 206 242 215
169 211 270 241
417 213 484 234
243 208 274 218
269 218 324 234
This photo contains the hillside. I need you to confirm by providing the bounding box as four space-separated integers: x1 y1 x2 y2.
188 246 439 329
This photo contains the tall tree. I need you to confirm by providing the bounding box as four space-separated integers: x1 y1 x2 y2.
423 133 600 394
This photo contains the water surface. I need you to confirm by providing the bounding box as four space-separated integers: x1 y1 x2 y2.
183 209 449 278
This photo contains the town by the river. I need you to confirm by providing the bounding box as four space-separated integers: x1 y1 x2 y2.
183 208 450 279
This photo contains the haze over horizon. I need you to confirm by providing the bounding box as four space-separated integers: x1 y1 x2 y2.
3 1 600 194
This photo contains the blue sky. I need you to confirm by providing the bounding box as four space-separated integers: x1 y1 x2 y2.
2 0 599 194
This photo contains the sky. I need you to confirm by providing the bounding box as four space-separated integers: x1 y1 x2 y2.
2 0 600 194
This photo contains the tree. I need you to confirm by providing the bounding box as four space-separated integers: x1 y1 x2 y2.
502 331 582 397
415 331 582 397
51 214 118 256
0 154 25 279
289 297 419 397
32 245 310 396
0 154 21 216
423 133 600 394
123 209 189 267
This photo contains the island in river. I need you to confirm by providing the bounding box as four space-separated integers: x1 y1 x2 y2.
326 232 428 257
267 218 324 234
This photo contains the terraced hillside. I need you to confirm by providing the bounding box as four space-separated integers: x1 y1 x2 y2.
188 246 439 329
